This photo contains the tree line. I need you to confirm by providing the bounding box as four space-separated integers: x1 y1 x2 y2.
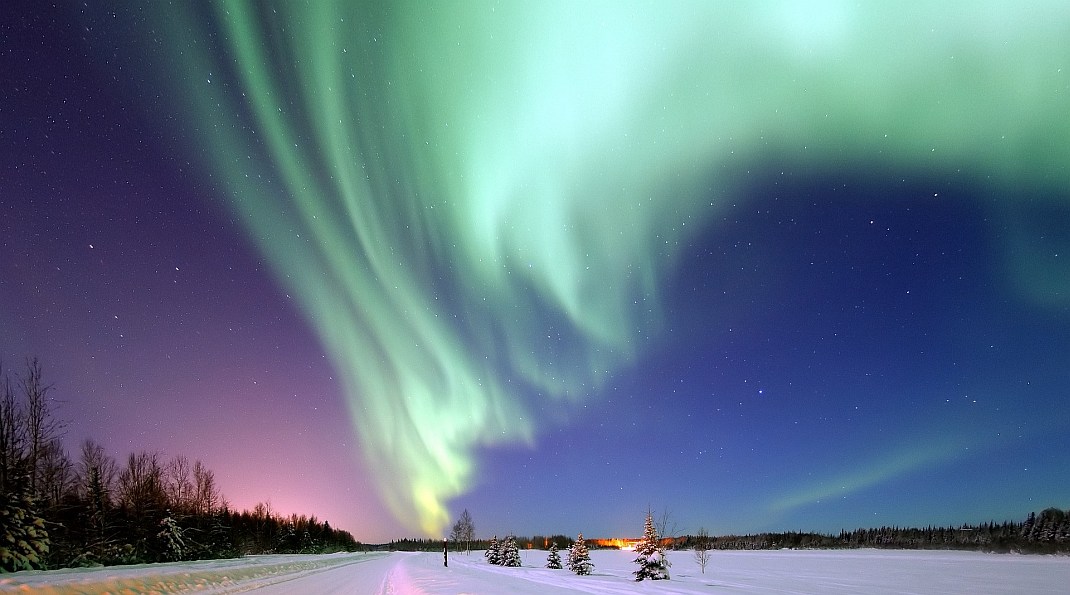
0 358 359 572
675 508 1070 554
391 508 1069 558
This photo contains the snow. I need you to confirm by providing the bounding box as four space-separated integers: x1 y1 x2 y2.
1 548 1067 593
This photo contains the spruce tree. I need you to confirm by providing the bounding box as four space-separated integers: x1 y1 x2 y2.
1022 512 1037 541
501 534 522 567
485 535 501 565
156 513 186 561
0 486 50 572
546 542 562 569
567 533 593 575
633 510 670 580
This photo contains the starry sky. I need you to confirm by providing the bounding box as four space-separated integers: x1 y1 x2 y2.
3 1 1069 543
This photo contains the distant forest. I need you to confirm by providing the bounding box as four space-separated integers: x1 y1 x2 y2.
0 359 359 572
675 508 1070 554
396 509 1069 555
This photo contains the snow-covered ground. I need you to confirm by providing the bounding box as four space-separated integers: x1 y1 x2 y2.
1 548 1067 594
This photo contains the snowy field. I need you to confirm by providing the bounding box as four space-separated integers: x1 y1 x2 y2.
1 548 1068 594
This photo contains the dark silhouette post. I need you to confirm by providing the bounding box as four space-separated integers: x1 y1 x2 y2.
443 538 448 567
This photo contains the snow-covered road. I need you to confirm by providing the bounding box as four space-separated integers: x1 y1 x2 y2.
2 548 1068 593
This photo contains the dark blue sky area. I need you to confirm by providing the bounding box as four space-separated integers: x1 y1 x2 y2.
466 171 1069 536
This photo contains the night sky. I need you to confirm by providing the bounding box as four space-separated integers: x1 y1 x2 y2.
3 1 1069 543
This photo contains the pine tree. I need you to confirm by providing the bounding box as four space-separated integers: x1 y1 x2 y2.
485 535 501 565
546 542 562 569
501 534 521 567
567 533 593 575
156 513 186 562
0 486 50 572
633 510 670 580
277 521 299 553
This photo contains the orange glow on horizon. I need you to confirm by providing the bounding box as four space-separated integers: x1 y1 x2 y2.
590 538 640 550
588 537 683 550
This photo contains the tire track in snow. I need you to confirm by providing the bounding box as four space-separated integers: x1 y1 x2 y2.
377 552 426 595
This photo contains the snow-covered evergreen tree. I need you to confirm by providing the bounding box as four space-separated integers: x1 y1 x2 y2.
1022 511 1037 540
633 510 670 580
501 535 521 567
485 535 501 565
206 508 236 559
0 487 50 572
567 533 593 575
546 542 562 569
300 530 315 553
157 513 186 562
277 521 299 553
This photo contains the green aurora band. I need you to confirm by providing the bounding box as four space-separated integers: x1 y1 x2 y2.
140 1 1070 535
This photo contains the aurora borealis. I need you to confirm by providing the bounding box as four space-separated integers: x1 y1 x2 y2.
3 1 1069 542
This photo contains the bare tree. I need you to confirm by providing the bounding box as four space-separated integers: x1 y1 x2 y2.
252 500 274 520
450 509 475 554
118 451 166 522
192 460 220 516
655 507 680 549
21 357 64 496
37 438 74 508
165 455 195 514
693 527 712 574
252 501 275 551
0 362 25 493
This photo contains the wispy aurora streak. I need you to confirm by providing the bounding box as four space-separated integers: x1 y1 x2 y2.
770 432 981 517
145 1 1070 534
